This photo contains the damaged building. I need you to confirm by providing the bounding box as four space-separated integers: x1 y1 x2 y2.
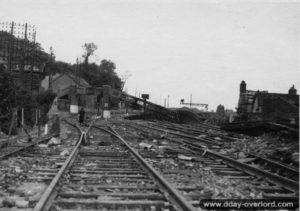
237 81 299 125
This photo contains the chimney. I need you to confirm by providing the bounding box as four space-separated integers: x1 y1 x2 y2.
288 85 297 95
240 80 246 94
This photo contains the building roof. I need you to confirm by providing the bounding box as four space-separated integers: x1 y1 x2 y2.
52 72 90 87
254 91 299 109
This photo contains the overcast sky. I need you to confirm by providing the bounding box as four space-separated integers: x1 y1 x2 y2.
1 0 299 110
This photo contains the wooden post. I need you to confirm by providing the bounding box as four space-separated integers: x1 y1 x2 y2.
8 109 16 137
35 109 38 126
38 109 41 137
21 108 24 134
44 124 48 135
97 102 100 117
143 99 146 120
167 95 169 108
79 58 81 86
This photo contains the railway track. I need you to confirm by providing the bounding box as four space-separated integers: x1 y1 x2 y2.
128 120 299 185
0 135 54 161
33 122 195 211
134 121 225 146
152 121 239 142
0 116 80 161
0 120 81 210
115 121 223 150
1 117 298 210
149 121 299 181
107 120 298 209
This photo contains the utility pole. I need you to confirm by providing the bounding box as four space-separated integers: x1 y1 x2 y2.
10 21 14 35
21 108 24 134
190 94 192 108
21 23 27 89
167 95 169 108
38 109 41 137
143 99 146 119
78 58 81 86
8 109 17 137
141 94 149 120
8 21 14 72
49 47 54 90
75 57 78 90
30 30 36 91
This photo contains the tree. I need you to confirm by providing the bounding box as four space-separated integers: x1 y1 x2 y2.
82 42 97 65
99 59 116 72
0 67 15 123
46 61 73 75
216 104 225 115
98 60 122 90
0 68 30 133
35 90 56 124
120 70 132 91
75 59 122 90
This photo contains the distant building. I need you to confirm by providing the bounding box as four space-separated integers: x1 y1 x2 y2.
41 72 98 112
237 81 299 124
41 72 90 93
237 81 260 114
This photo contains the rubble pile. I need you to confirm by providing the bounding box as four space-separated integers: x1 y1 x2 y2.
0 121 76 209
225 134 299 166
115 124 264 200
0 157 53 208
148 157 264 199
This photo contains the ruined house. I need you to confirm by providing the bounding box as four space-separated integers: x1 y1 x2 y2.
237 81 299 124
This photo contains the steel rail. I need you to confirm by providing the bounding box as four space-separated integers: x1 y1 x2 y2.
129 122 298 192
133 122 223 146
248 152 299 173
33 133 83 211
145 122 299 176
157 121 237 142
155 122 298 173
181 141 299 193
152 122 231 143
33 119 94 211
0 135 55 160
94 125 196 211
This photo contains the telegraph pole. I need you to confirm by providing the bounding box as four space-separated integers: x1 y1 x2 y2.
141 94 149 120
75 57 79 90
167 95 169 108
78 58 81 86
8 21 14 72
30 29 36 91
49 47 54 90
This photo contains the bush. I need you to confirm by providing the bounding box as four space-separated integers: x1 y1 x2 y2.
35 90 56 125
